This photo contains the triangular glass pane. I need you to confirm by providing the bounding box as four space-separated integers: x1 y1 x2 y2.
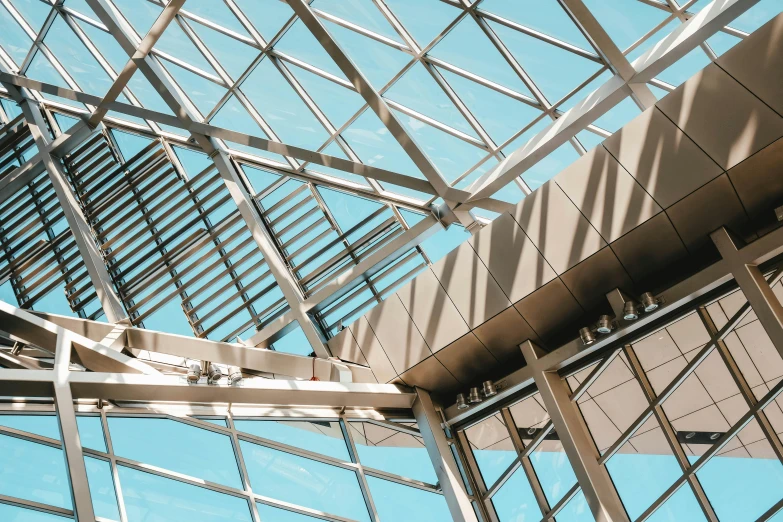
385 63 478 138
581 0 671 52
557 70 613 113
489 20 604 105
125 68 177 116
707 31 742 57
657 48 712 89
190 19 260 81
209 94 288 165
692 0 781 34
341 109 424 179
627 19 680 63
62 0 97 20
313 0 404 43
576 130 604 152
45 15 112 96
393 109 486 183
110 129 155 160
430 16 534 96
555 490 594 522
491 466 542 521
420 223 471 264
76 16 131 74
180 0 250 37
164 60 227 117
322 19 411 89
0 5 34 66
52 112 80 133
107 92 151 128
233 0 294 42
383 0 461 49
241 58 330 151
240 164 282 196
111 0 161 37
154 19 216 75
439 67 542 145
287 63 365 130
26 51 85 110
11 0 50 33
646 485 707 522
521 143 579 190
308 141 370 187
317 185 384 231
480 0 594 51
275 20 348 81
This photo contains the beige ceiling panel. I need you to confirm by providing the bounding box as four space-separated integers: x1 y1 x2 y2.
365 295 432 374
593 379 650 433
628 426 672 456
727 138 783 219
430 242 511 329
578 398 622 453
465 414 510 451
434 332 497 384
350 316 398 384
472 306 536 366
661 372 714 422
560 247 634 309
514 278 584 343
693 350 740 403
667 312 711 354
397 355 461 395
735 320 783 384
554 146 661 242
657 63 783 170
610 212 688 283
632 329 681 372
327 327 370 367
468 213 556 302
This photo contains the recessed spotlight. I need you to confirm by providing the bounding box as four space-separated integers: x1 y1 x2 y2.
685 431 696 440
710 432 720 441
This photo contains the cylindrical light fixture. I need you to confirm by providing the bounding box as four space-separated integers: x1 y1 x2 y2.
482 380 497 398
640 292 659 312
456 393 469 410
468 387 483 404
186 362 202 383
595 315 614 334
623 300 640 321
207 363 223 384
228 366 243 385
579 327 596 345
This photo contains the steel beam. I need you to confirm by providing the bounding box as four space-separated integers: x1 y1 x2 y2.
712 227 783 358
0 84 127 323
466 0 759 204
521 341 630 522
413 388 479 522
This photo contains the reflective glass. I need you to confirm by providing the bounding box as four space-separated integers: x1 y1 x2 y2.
350 422 437 483
492 466 541 521
240 440 370 521
0 434 71 509
0 503 69 521
84 456 120 521
530 434 577 506
108 417 242 489
77 415 106 452
257 503 321 521
234 419 349 461
383 0 460 47
464 414 516 488
556 490 595 522
366 476 451 522
0 414 60 440
118 466 252 522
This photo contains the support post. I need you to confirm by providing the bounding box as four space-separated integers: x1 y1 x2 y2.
521 341 630 522
413 388 479 522
53 331 96 522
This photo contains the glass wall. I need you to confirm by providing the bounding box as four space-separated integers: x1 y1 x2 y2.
0 412 450 521
452 280 783 522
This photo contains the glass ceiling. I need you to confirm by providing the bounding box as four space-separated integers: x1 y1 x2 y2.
0 0 778 218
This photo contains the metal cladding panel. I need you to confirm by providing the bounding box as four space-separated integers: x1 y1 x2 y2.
554 145 662 243
657 63 783 171
468 213 556 303
610 212 688 283
326 327 370 367
472 306 536 366
349 316 398 384
398 355 461 395
560 247 634 309
727 138 783 220
434 332 497 385
430 242 511 329
396 267 469 354
716 14 783 117
603 107 722 209
364 294 432 375
665 173 752 251
512 180 606 275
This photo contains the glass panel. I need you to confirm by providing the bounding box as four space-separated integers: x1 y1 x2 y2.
85 456 120 521
0 414 60 440
491 466 542 522
234 420 349 461
366 476 451 522
350 421 436 483
464 413 516 488
530 432 577 506
108 417 242 489
646 485 707 522
77 415 106 452
240 440 370 522
257 503 321 521
696 420 783 522
0 434 71 509
383 0 460 48
606 417 683 520
0 503 70 521
118 466 252 522
555 490 595 522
